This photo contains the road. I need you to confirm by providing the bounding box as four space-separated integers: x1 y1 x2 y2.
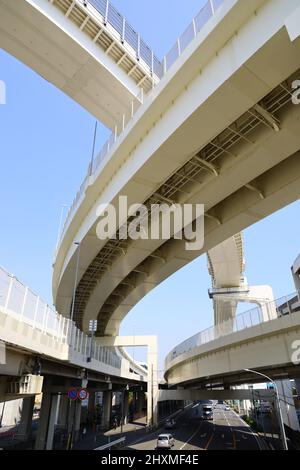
127 404 263 451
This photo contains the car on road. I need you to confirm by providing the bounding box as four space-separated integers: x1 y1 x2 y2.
225 405 231 411
165 419 176 430
157 434 175 449
200 404 214 420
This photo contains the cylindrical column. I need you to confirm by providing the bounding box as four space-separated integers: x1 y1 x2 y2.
35 393 59 450
101 391 112 430
18 396 35 439
123 391 129 425
74 400 82 442
57 394 69 428
137 391 144 418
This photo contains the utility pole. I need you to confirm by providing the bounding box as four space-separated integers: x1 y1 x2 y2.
244 369 288 450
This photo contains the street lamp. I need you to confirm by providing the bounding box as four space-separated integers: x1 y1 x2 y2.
87 319 98 362
244 368 288 450
70 242 81 322
89 121 98 176
121 384 129 435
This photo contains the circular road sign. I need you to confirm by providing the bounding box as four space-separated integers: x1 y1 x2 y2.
77 388 89 401
68 388 78 401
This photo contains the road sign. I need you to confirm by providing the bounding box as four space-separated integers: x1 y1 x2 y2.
77 388 89 401
68 388 78 401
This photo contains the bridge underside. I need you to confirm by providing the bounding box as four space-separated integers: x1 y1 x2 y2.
165 313 300 388
52 0 300 340
0 0 153 128
158 389 275 402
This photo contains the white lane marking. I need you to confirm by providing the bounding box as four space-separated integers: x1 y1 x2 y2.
230 409 263 450
179 423 203 450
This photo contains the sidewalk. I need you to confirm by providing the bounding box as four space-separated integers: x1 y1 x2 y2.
73 417 149 450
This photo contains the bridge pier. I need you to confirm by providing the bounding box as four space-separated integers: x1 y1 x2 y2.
57 394 69 428
136 391 144 418
35 393 59 450
101 390 112 430
97 336 158 427
123 390 129 425
73 400 82 443
18 396 35 440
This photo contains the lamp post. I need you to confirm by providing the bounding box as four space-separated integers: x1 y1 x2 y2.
88 319 97 362
70 242 81 323
89 121 98 176
55 204 69 251
121 384 129 435
244 368 288 450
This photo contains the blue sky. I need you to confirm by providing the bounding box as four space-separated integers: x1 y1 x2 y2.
0 0 299 371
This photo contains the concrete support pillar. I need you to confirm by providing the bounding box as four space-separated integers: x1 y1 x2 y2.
276 379 300 432
74 400 82 442
101 391 112 430
35 393 59 450
67 400 75 433
57 394 69 428
88 391 95 415
46 394 59 450
137 391 144 418
97 335 158 428
18 396 35 439
123 391 129 425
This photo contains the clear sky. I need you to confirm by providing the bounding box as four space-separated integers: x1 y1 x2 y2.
0 0 299 373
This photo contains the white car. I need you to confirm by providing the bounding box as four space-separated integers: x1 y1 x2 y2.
157 433 175 449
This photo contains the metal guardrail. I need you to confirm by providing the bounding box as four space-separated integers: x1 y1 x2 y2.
165 293 300 369
56 0 226 250
0 265 121 370
87 0 161 77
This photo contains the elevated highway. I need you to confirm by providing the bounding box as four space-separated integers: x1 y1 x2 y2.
0 0 160 128
207 232 276 325
50 0 300 337
164 294 300 388
0 265 147 404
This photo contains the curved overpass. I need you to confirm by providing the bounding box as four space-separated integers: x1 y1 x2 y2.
0 265 147 384
164 294 300 388
52 0 300 338
0 0 160 128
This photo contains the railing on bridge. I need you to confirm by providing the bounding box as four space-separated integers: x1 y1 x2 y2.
87 0 162 78
0 266 122 369
56 0 226 250
165 293 300 369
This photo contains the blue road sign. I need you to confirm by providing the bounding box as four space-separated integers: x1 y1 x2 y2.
68 388 78 401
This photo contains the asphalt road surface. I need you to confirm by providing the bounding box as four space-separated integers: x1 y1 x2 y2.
127 404 263 451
